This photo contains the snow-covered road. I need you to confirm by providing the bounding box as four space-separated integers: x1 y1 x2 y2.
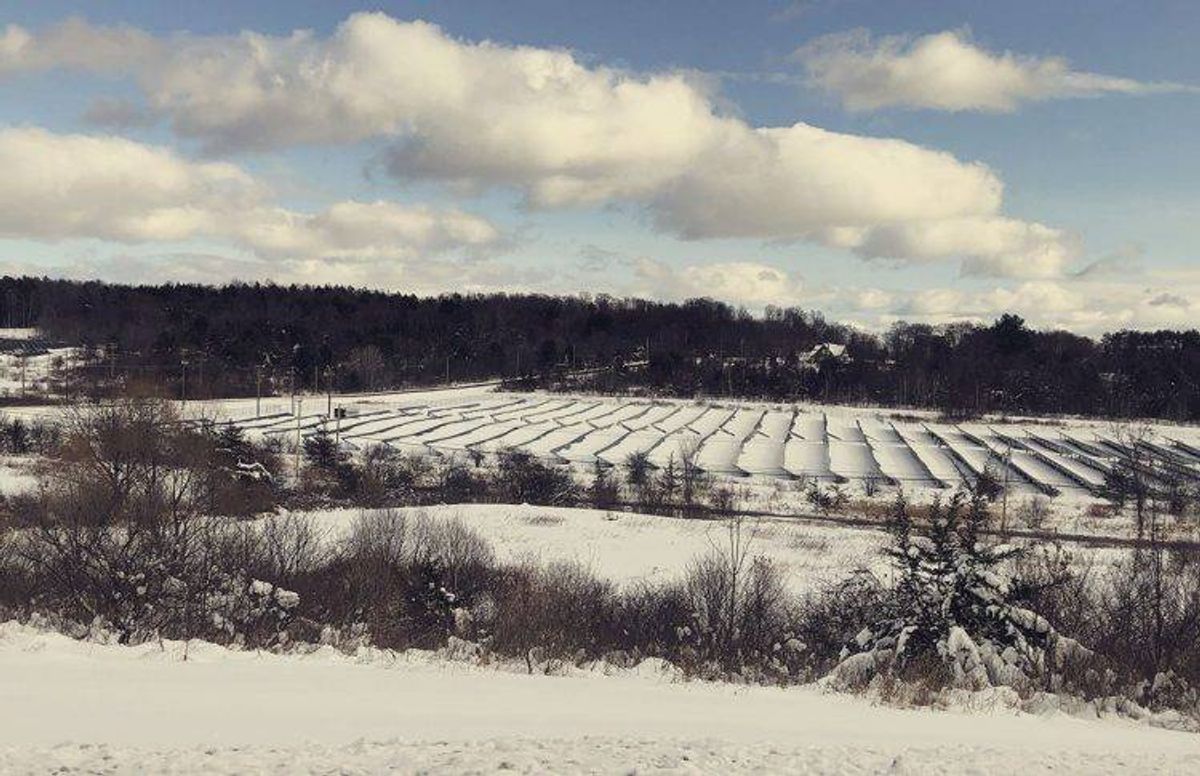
1 622 1197 774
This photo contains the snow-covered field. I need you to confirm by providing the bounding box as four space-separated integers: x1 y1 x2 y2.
290 503 1129 599
5 386 1199 505
191 390 1200 502
0 328 79 399
2 620 1198 774
287 503 891 594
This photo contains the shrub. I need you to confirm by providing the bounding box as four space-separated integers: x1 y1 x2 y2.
491 449 578 505
1016 496 1051 531
588 461 621 510
487 561 617 672
805 481 848 514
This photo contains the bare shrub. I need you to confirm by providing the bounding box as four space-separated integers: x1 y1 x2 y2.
488 560 616 672
252 511 330 583
708 484 739 514
1016 496 1052 531
611 581 694 663
435 459 489 504
409 512 496 596
344 508 410 569
682 516 798 674
354 445 420 507
12 398 301 644
795 570 893 676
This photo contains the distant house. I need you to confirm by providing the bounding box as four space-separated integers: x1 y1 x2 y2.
798 342 849 370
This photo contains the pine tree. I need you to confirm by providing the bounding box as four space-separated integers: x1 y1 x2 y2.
839 489 1074 691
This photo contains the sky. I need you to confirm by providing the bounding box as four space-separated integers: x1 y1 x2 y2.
0 0 1197 335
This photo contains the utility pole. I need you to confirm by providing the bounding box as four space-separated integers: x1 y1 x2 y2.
1000 442 1013 533
294 400 304 479
180 357 189 410
445 354 451 385
294 397 303 479
255 365 263 418
324 365 333 417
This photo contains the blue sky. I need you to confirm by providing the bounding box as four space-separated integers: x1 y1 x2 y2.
0 1 1197 333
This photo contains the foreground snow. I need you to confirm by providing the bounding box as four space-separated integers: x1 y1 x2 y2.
1 623 1197 774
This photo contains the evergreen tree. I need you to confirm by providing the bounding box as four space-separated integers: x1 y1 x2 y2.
838 490 1079 690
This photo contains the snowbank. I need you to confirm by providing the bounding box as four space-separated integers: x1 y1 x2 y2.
1 621 1198 773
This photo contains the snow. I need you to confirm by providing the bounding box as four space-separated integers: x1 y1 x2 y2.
284 504 890 594
1 620 1198 773
0 455 38 495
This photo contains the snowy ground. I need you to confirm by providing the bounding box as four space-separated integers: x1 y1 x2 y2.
290 503 892 594
1 621 1198 774
292 503 1129 598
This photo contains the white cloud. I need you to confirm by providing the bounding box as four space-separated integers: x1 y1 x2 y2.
233 201 502 262
0 127 260 242
831 270 1200 335
0 14 1074 277
0 127 504 268
797 28 1194 112
829 216 1079 278
629 257 804 307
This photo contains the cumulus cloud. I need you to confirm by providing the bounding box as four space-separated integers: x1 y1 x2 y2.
0 127 259 242
628 257 804 307
828 216 1079 278
796 28 1195 112
232 201 502 262
0 14 1074 278
0 127 504 267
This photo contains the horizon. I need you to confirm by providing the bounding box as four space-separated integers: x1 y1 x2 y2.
7 272 1198 340
1 1 1198 335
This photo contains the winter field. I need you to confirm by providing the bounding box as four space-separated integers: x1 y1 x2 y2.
178 389 1200 500
268 503 1141 596
5 385 1200 539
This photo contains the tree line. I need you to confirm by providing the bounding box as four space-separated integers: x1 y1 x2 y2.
2 275 1198 420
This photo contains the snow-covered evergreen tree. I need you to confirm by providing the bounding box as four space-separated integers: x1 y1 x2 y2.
833 490 1088 691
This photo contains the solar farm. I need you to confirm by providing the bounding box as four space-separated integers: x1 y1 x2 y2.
210 391 1200 499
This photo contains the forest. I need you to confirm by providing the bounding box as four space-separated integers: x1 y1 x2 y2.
2 275 1197 421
